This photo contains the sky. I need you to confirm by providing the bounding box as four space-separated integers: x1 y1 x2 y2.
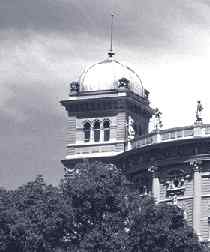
1 0 210 188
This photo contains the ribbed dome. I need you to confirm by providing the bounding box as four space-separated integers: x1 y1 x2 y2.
79 58 145 97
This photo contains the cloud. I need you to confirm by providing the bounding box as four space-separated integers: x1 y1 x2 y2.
0 79 66 189
1 0 210 188
1 0 210 49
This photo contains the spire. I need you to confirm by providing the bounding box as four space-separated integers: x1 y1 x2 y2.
108 13 115 58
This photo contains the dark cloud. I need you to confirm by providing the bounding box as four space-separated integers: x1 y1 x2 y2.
1 0 209 50
0 83 66 189
1 0 210 188
0 0 101 34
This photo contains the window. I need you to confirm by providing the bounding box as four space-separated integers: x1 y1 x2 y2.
138 125 142 136
84 122 91 142
103 120 110 142
94 121 100 142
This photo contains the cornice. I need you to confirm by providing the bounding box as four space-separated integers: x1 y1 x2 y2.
60 95 152 117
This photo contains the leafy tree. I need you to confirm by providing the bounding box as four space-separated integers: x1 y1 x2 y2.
0 175 73 252
0 162 207 252
63 161 134 251
64 161 206 252
128 197 207 252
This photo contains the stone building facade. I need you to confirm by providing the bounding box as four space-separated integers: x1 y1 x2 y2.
61 54 210 244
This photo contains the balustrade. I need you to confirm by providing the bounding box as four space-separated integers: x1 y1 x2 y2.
133 124 210 150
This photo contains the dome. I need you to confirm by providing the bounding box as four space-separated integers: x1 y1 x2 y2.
79 58 145 97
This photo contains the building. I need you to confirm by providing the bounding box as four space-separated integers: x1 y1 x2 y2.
60 51 210 244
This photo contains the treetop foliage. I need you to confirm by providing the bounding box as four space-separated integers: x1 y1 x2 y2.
0 161 207 252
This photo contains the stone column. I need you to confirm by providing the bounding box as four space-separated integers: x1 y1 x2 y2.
149 166 160 203
191 160 202 238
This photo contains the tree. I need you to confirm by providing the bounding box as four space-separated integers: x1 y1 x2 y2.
128 198 206 252
63 161 133 251
0 162 207 252
63 161 206 252
0 175 73 252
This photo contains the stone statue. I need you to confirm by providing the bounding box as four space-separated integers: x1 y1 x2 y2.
128 116 135 140
196 100 203 123
153 108 163 130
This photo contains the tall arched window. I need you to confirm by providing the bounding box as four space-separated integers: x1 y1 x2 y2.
94 121 100 142
103 120 110 142
84 122 91 142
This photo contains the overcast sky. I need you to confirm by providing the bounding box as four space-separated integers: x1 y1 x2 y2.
1 0 210 188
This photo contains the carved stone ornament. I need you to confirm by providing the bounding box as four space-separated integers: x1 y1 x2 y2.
165 169 186 197
144 89 150 99
118 77 130 89
70 81 80 93
148 165 159 177
127 116 136 140
189 159 202 172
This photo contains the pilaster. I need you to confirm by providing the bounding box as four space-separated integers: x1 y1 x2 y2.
148 165 160 203
190 159 202 238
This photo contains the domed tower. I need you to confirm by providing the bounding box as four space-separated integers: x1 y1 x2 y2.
60 54 153 169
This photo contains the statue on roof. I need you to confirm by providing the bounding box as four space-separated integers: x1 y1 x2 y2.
153 108 163 130
195 100 203 123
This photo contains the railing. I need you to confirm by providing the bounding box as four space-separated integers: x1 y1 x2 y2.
133 124 210 149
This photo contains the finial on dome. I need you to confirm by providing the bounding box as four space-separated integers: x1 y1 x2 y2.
108 13 115 58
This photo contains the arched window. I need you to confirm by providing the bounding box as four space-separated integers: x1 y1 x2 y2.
94 121 100 142
84 122 91 142
103 120 110 142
